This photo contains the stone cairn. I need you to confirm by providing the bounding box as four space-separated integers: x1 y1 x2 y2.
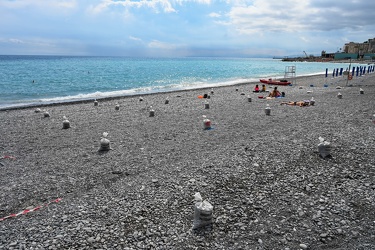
98 132 111 152
149 106 155 117
62 116 70 129
204 100 210 109
192 192 213 230
203 115 211 130
265 104 271 115
318 136 331 159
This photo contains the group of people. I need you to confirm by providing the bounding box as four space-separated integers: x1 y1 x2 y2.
253 84 266 93
253 85 283 98
252 84 313 106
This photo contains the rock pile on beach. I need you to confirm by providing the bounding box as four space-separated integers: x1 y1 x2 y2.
0 74 374 249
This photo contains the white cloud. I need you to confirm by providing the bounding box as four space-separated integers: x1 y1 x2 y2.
299 36 310 43
8 38 25 44
87 0 215 15
0 37 58 48
226 0 310 34
88 0 177 14
148 40 177 50
56 1 77 9
225 0 375 35
129 36 143 42
0 0 77 10
209 12 221 18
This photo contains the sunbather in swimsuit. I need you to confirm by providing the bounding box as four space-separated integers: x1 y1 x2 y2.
280 100 310 107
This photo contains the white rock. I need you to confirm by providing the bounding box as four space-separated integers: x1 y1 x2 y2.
299 243 308 249
87 237 95 243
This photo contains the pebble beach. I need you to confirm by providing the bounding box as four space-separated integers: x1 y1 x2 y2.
1 73 374 249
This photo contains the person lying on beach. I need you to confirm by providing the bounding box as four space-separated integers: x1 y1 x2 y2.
280 100 311 107
269 87 281 97
253 85 260 92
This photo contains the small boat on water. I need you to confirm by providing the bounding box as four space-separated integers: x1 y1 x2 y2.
260 78 291 85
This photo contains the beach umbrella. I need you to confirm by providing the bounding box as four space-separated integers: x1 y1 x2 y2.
325 68 328 77
332 69 335 77
339 68 343 76
356 67 359 76
336 68 339 77
360 66 363 76
351 67 355 77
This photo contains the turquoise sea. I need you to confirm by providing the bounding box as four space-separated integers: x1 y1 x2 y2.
0 55 364 109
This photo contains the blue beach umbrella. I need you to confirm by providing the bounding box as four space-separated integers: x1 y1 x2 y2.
363 66 366 75
325 68 328 77
339 68 343 76
351 67 355 76
336 68 339 77
332 69 335 77
356 67 359 76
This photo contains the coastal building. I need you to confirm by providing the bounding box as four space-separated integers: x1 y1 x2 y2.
343 38 375 59
284 37 375 62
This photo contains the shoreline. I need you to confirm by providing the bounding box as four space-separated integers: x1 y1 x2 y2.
1 73 366 111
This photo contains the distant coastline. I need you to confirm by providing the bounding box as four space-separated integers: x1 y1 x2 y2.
279 57 374 63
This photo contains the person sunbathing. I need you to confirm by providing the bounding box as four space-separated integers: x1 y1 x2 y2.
269 87 281 97
280 100 311 107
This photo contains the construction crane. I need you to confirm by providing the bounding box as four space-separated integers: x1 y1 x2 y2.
303 51 308 58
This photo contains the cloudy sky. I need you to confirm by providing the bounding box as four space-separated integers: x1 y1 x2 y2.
0 0 374 57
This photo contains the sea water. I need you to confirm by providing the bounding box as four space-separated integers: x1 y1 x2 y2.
0 55 358 109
